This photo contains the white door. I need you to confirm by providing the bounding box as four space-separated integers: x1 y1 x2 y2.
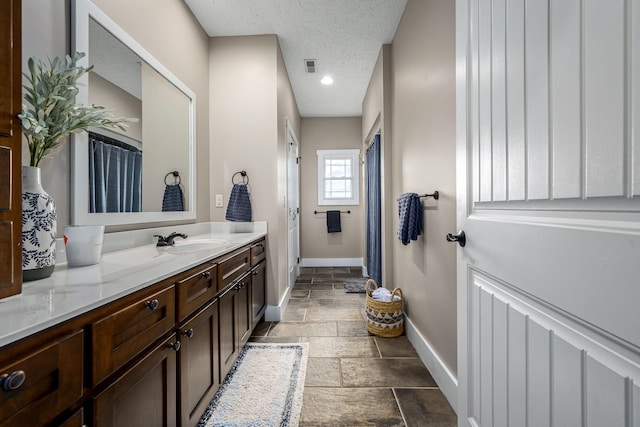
456 0 640 426
286 121 300 289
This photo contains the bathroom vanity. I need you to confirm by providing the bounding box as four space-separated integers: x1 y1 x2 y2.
0 224 267 427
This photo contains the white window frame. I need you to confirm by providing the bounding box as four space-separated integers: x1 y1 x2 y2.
316 149 360 206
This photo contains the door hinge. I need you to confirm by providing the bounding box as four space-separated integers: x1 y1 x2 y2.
296 207 300 214
296 157 300 164
296 257 300 264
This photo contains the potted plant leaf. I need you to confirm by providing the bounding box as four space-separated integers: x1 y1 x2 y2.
19 52 132 281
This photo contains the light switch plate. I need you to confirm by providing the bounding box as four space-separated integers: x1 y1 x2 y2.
215 194 223 208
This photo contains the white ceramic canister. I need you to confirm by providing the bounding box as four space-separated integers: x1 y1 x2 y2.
63 225 105 267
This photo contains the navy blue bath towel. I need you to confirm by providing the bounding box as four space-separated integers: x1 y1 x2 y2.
397 193 423 245
326 210 342 233
226 184 252 222
162 184 184 211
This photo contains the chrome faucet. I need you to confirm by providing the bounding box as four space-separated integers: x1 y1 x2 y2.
154 232 188 247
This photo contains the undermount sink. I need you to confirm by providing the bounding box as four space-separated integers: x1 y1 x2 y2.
163 238 229 254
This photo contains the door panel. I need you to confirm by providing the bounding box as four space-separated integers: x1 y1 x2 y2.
287 122 300 289
466 274 639 427
456 0 640 425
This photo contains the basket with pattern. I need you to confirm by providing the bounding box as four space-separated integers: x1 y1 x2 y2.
365 279 404 337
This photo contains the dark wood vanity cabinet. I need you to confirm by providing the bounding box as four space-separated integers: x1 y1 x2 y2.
218 272 251 379
176 262 217 322
92 284 176 386
93 333 179 427
0 237 267 426
251 259 267 329
0 330 84 427
0 0 22 299
218 282 240 380
178 300 220 427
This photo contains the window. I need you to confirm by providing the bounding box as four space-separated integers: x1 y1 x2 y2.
316 149 360 205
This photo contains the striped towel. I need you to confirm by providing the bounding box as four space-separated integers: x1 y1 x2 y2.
162 184 184 211
225 184 252 222
397 193 423 245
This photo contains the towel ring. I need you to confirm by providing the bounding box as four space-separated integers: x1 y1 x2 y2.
164 171 181 186
232 170 249 185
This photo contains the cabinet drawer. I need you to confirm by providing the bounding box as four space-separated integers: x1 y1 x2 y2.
0 330 84 427
92 285 175 386
250 239 266 266
217 248 250 292
176 263 217 322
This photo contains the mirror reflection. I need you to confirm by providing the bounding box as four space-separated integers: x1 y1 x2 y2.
88 17 191 213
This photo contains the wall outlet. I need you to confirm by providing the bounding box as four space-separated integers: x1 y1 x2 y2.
215 194 224 208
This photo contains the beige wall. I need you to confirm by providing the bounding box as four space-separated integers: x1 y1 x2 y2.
210 35 301 308
362 45 394 286
141 62 191 212
22 0 210 231
390 0 457 374
88 72 143 141
299 117 363 260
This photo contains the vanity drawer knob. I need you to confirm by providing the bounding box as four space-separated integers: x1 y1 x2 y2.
1 370 26 391
183 328 194 339
168 340 181 352
145 299 160 311
202 271 211 280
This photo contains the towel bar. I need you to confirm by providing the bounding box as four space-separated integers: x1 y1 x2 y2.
232 170 249 185
314 210 351 214
419 191 439 200
164 171 181 185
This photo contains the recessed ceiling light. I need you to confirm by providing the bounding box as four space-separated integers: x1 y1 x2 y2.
321 76 334 85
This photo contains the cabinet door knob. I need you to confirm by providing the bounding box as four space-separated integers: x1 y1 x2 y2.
145 299 160 311
0 370 26 391
168 340 181 352
202 271 211 280
183 328 194 339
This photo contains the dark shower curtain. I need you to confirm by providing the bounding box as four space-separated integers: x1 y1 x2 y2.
89 135 142 213
366 133 382 284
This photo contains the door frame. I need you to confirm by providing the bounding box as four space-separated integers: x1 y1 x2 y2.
455 0 470 423
285 118 300 290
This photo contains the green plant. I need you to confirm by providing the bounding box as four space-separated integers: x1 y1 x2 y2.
19 52 131 167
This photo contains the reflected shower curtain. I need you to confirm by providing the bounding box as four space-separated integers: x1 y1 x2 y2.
89 137 142 213
366 133 382 284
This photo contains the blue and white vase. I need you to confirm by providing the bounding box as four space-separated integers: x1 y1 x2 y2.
22 166 57 281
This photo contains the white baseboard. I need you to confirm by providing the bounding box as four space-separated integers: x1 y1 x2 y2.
362 265 368 277
300 258 363 267
264 283 294 322
404 315 458 414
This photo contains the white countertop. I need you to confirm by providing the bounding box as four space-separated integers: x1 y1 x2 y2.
0 222 267 347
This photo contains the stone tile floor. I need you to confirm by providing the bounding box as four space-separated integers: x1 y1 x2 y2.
250 267 457 427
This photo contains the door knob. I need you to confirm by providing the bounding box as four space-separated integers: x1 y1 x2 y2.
446 230 466 247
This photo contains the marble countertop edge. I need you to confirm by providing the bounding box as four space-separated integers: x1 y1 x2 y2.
0 221 267 347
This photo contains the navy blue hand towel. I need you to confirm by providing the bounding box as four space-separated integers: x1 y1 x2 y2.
225 184 252 222
326 210 342 233
397 193 423 245
162 184 184 212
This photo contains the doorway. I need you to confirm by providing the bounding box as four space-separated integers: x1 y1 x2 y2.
286 119 300 289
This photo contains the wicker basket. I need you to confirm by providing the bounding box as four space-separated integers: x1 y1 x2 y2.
365 279 404 337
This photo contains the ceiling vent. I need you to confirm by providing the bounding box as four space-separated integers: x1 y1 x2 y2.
304 59 317 73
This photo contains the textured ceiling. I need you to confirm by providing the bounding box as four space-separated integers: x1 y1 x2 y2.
184 0 408 117
90 18 142 99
